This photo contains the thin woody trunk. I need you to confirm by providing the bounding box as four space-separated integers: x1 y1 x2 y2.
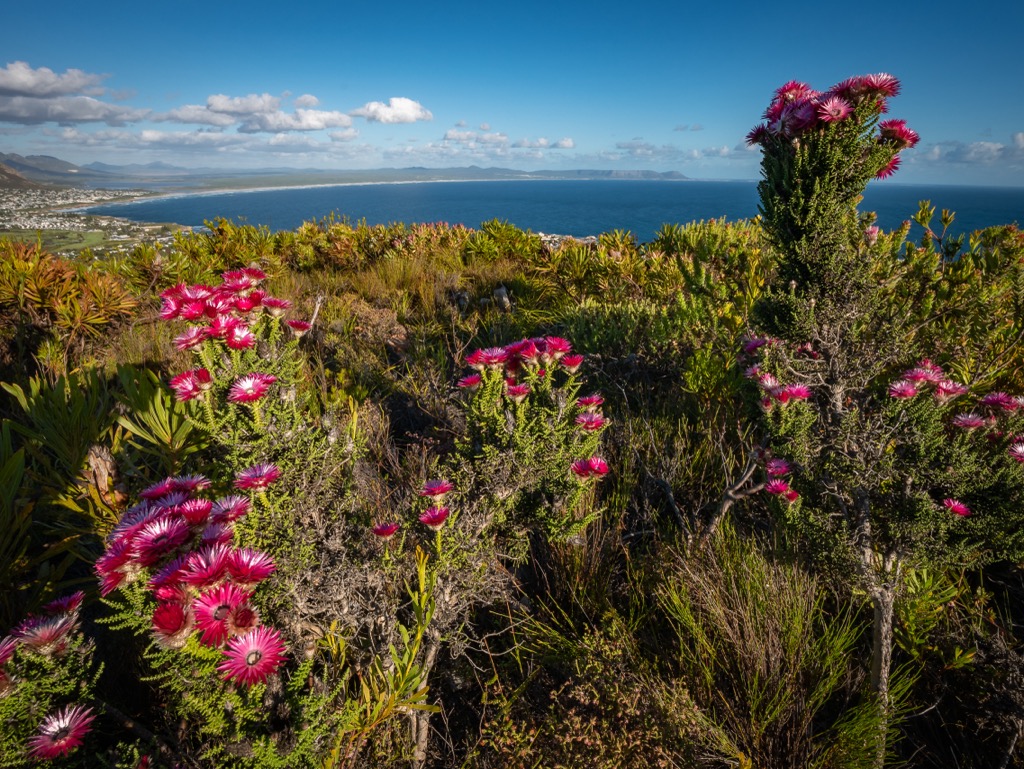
409 635 441 769
870 582 896 769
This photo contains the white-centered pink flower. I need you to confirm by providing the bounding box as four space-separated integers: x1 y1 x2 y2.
943 498 971 517
228 373 277 403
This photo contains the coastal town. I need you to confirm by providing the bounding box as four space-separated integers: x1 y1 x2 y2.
0 185 184 255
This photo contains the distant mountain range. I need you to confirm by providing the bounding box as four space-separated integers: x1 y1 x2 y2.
0 153 689 191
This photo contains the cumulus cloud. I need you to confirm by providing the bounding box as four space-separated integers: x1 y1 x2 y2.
673 124 704 132
912 136 1024 168
0 61 106 97
1014 132 1024 150
0 95 147 125
553 137 574 149
479 122 490 131
512 137 550 148
294 93 320 108
329 127 359 142
351 97 432 123
207 93 281 115
157 104 237 127
443 128 508 146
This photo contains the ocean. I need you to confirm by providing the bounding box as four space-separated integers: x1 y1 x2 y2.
85 179 1024 243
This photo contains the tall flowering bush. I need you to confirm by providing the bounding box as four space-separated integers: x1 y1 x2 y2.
745 74 1024 766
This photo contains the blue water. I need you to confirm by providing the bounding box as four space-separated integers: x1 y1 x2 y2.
86 179 1024 242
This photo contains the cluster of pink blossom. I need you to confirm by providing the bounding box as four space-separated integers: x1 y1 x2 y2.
372 479 456 540
746 74 917 179
762 456 800 503
457 336 584 396
570 456 610 481
886 359 969 404
2 593 95 759
95 468 287 687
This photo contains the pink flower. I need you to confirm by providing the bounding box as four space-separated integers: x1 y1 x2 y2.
746 123 770 146
864 226 880 246
194 582 252 647
935 380 968 404
174 326 208 351
228 373 277 403
783 489 800 503
505 383 530 403
571 457 610 480
765 479 790 495
773 80 816 103
218 626 287 687
575 413 608 431
181 544 232 590
457 373 482 390
170 474 211 493
207 314 240 339
178 498 213 527
420 479 454 500
902 367 943 385
147 554 190 591
544 336 572 360
952 412 985 430
480 347 509 366
576 394 604 411
888 380 918 399
27 704 96 760
372 522 401 539
780 384 812 401
261 297 293 317
132 517 191 567
943 498 971 517
864 73 901 97
465 349 486 369
42 591 85 616
419 506 451 530
226 548 277 587
234 463 282 490
765 458 792 477
286 320 312 337
980 392 1018 412
878 119 919 149
561 354 585 374
211 495 251 523
817 95 852 122
13 615 78 656
179 299 207 320
743 336 770 355
876 154 901 180
224 324 256 350
1008 442 1024 463
152 601 195 649
169 369 211 402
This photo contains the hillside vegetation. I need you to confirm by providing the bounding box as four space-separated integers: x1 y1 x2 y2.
1 74 1024 769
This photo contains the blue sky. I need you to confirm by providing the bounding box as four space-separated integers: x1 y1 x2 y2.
2 0 1022 185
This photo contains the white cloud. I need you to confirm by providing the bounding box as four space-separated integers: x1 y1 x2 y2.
0 61 106 97
294 93 320 108
1014 132 1024 150
554 137 574 149
479 122 490 131
443 129 508 146
512 137 550 149
237 108 353 133
443 129 477 143
911 136 1024 168
207 93 281 115
351 96 432 123
329 127 359 142
0 95 147 125
158 104 237 127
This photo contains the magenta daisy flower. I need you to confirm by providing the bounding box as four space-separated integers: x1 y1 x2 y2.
757 372 780 391
27 704 96 760
178 299 207 321
42 591 85 616
218 625 287 687
152 601 195 649
228 373 277 403
457 373 482 390
888 380 918 399
204 293 235 316
147 554 191 591
780 384 812 401
465 349 487 369
864 72 901 97
207 314 240 339
261 297 293 317
560 354 584 374
571 457 610 480
765 458 792 477
576 394 604 411
181 544 232 589
746 123 770 146
876 154 901 180
505 383 530 403
934 380 968 404
980 392 1018 412
132 517 191 567
174 326 208 351
201 521 234 546
170 473 211 493
286 320 312 337
765 480 791 495
878 119 919 149
419 479 454 501
233 293 260 313
544 336 572 359
952 413 985 430
743 337 769 354
139 478 177 501
480 347 509 367
419 506 451 530
1008 442 1024 463
179 284 213 301
0 635 16 666
234 463 282 490
372 522 401 539
178 498 213 527
226 548 277 587
194 582 252 647
211 495 251 523
864 225 880 246
902 367 942 385
224 324 256 350
817 95 852 122
13 614 78 656
575 413 608 431
943 498 971 517
225 602 261 638
159 297 182 321
773 80 816 103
